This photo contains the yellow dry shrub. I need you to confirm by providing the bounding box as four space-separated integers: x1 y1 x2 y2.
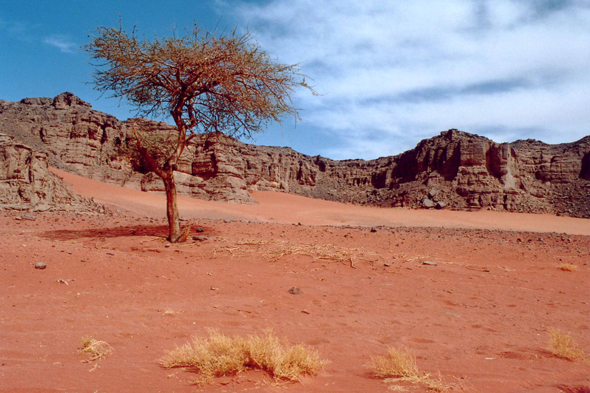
370 347 418 379
548 328 587 361
368 347 454 392
558 263 577 272
78 337 113 362
160 329 328 385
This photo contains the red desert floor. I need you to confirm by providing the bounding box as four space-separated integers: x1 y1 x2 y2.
0 169 589 392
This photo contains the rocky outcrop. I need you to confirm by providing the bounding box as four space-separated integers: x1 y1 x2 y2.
1 93 589 217
0 132 104 212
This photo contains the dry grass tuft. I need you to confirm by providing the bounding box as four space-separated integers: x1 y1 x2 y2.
558 263 577 272
160 329 328 385
78 337 113 362
548 328 587 361
162 308 183 316
209 238 381 265
367 347 455 392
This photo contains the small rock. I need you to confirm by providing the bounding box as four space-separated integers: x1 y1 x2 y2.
196 226 205 233
288 287 303 295
370 227 377 233
422 198 436 208
435 201 447 210
22 214 36 221
384 263 391 267
192 236 209 241
35 262 47 270
224 219 233 223
423 261 437 266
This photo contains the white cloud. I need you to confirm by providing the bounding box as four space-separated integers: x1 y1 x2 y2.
43 35 76 53
220 0 590 159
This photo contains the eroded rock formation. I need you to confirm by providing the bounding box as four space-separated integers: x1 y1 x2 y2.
0 132 104 212
1 92 589 217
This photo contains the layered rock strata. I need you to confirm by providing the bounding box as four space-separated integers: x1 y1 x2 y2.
1 93 589 217
0 132 104 212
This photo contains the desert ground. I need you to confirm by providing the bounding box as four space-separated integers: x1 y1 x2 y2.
1 169 589 393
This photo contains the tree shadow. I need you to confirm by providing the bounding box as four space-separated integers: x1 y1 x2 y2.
39 224 169 241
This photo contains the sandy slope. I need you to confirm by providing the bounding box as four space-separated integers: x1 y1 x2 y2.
0 169 589 393
53 168 590 235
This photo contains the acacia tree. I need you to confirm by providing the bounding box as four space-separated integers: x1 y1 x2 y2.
85 23 312 242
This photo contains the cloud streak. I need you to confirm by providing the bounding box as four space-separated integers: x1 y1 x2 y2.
218 0 590 159
43 35 76 53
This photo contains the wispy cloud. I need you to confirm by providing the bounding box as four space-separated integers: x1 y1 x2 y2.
219 0 590 159
43 34 76 53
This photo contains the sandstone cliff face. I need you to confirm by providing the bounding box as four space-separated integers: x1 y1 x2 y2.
0 132 104 212
1 93 589 217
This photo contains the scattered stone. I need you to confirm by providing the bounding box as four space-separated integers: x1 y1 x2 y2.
441 311 461 317
423 261 438 266
435 201 447 209
288 287 303 295
384 263 391 267
22 214 36 221
370 227 377 233
224 219 233 223
422 198 436 208
192 236 209 241
34 262 46 269
196 226 205 233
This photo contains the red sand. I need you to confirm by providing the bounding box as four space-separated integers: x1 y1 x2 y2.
1 169 589 392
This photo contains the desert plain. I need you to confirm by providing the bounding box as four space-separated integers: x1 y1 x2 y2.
1 169 589 393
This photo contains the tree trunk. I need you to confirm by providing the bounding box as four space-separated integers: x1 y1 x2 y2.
161 168 181 242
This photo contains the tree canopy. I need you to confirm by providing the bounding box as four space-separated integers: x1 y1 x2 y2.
85 24 310 139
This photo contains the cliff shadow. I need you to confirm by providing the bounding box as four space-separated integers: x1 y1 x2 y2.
579 151 590 180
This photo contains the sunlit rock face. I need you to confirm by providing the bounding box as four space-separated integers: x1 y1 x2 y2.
0 132 103 212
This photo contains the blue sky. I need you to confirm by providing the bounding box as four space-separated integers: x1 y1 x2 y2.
2 0 590 160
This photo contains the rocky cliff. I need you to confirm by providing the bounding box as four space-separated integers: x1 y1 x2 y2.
1 92 589 217
0 132 104 212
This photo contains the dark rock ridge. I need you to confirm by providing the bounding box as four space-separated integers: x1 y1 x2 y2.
0 132 104 212
1 92 589 217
